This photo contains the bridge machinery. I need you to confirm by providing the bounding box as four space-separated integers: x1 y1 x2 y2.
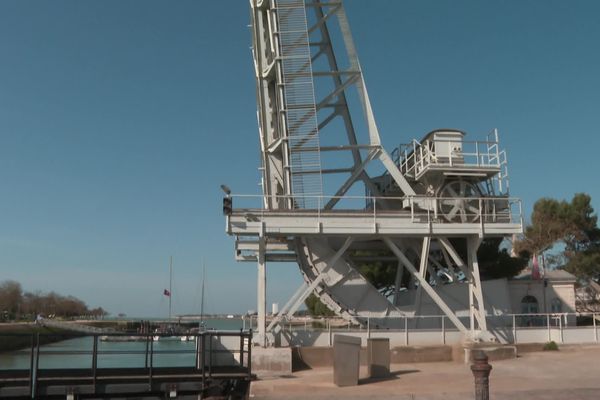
225 0 523 346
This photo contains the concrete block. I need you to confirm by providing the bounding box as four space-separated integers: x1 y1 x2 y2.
367 338 390 378
391 345 453 363
333 334 361 387
292 346 333 370
293 344 457 370
251 347 292 374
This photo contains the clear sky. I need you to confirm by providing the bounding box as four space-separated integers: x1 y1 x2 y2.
1 1 599 317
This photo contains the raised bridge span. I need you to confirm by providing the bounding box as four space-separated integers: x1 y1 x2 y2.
224 0 523 346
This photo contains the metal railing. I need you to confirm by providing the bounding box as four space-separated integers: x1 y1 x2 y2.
384 129 510 196
397 139 505 175
0 330 252 398
244 312 599 346
227 193 523 227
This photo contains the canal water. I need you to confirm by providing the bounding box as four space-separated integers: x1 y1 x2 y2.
0 318 247 370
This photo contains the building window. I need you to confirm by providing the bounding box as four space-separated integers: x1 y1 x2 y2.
520 295 541 327
551 298 563 313
521 295 539 314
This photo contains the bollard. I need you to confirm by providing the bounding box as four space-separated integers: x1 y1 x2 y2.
470 351 492 400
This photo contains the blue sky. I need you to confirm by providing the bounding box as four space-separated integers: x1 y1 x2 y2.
1 1 599 317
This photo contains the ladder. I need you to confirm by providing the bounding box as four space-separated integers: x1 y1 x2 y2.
276 0 323 208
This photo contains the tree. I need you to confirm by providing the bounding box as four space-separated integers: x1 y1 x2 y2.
90 307 108 319
562 194 600 281
304 293 335 317
354 250 402 297
565 251 600 282
5 283 106 320
0 280 23 320
354 238 527 291
515 193 600 281
476 238 528 280
514 198 573 256
21 290 44 316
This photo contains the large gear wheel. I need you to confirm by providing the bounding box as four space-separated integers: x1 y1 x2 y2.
438 179 483 222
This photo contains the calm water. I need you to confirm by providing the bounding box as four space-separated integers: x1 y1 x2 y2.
0 318 248 370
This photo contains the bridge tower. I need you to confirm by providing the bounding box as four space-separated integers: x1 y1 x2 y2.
226 0 522 346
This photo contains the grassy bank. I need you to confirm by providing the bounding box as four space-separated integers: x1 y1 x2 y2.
0 323 81 352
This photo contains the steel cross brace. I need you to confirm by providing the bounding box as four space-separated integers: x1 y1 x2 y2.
266 237 354 334
383 237 469 335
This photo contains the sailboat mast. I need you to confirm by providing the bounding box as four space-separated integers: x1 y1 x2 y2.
169 256 173 321
200 263 205 325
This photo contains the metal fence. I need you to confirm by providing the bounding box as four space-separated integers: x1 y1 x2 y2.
244 313 599 347
0 330 252 399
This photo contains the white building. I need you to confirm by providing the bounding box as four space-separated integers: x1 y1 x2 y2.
509 269 577 315
412 269 577 329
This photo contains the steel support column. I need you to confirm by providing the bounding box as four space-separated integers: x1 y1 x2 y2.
440 237 490 339
413 237 431 328
257 236 267 347
393 261 405 306
467 236 487 332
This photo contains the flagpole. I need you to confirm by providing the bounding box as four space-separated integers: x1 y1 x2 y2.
169 256 173 321
200 262 205 327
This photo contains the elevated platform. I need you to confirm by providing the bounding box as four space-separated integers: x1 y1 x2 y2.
227 196 522 238
396 129 508 185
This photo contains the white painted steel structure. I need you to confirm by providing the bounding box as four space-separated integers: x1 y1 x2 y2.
229 0 523 346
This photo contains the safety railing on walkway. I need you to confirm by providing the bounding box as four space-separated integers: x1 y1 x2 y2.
0 330 252 399
395 139 505 176
227 194 523 227
243 313 600 347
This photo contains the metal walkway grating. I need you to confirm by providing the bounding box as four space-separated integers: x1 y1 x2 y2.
276 0 323 209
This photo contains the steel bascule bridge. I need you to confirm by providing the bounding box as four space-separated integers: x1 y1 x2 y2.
224 0 523 347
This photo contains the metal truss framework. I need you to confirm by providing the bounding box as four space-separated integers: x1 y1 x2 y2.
238 0 523 347
251 0 416 211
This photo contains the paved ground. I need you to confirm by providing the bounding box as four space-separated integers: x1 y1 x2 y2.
250 345 600 399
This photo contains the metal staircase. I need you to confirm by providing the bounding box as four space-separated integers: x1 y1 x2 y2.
276 0 323 209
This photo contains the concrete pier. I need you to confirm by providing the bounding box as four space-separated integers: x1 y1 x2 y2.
251 344 600 399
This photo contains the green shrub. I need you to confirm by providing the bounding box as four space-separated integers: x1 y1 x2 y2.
543 341 559 351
